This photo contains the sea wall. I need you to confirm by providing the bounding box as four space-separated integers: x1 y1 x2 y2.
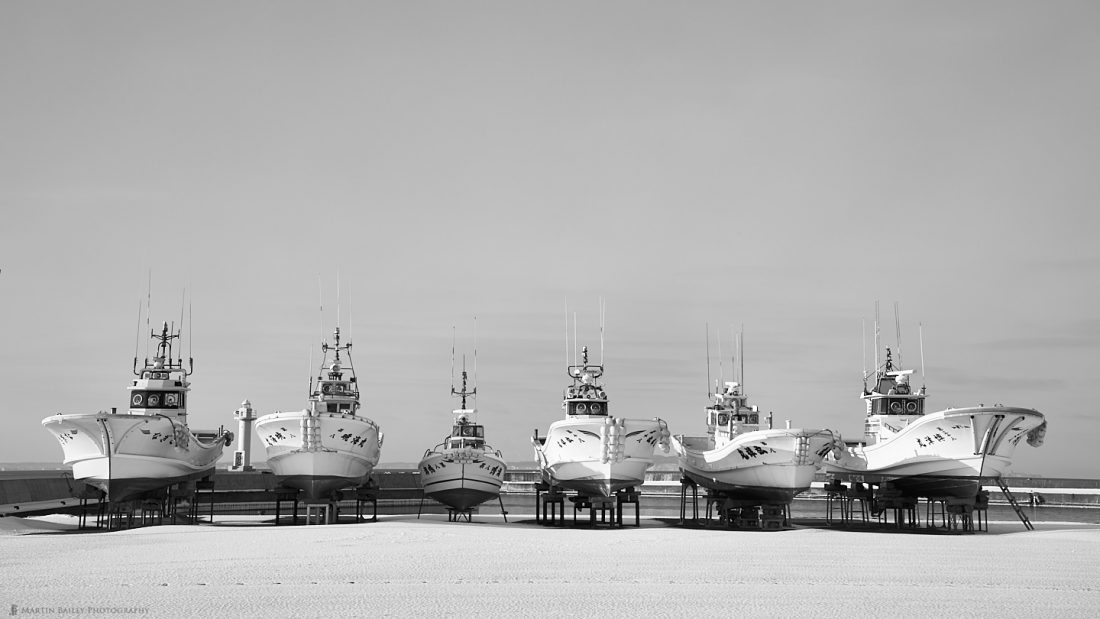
4 467 1099 516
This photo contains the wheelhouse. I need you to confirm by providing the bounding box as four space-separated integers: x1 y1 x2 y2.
706 382 759 430
448 423 485 449
309 327 361 415
564 347 608 416
566 399 608 416
863 348 925 418
129 322 191 417
130 390 185 410
707 406 759 428
869 397 923 416
313 374 358 414
315 399 356 414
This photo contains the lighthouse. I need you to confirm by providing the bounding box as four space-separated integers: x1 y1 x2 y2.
229 400 256 471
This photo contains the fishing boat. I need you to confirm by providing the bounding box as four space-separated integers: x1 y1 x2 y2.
672 379 839 503
418 362 507 514
41 321 233 502
255 326 382 501
532 345 670 498
826 338 1048 499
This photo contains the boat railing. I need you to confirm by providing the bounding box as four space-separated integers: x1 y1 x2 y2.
422 443 504 459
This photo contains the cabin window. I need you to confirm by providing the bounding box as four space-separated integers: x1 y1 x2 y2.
569 402 608 416
130 390 183 409
874 399 919 415
717 413 730 426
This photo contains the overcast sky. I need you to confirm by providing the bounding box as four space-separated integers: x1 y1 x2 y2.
2 2 1097 478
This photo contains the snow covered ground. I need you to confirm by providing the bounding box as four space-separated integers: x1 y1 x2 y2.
3 515 1098 617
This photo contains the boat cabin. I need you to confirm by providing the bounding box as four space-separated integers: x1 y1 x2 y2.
864 369 924 417
707 406 760 428
860 353 928 443
706 382 760 438
307 326 361 415
311 360 359 414
564 382 609 416
564 349 609 416
867 395 924 416
129 323 191 418
129 388 185 411
448 412 486 449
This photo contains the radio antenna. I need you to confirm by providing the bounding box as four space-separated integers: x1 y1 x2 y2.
739 324 745 390
716 327 724 386
599 297 605 365
894 301 903 368
133 298 142 361
874 301 881 374
563 297 569 371
705 322 711 397
145 270 152 360
178 289 186 363
317 276 325 343
573 311 578 366
919 322 927 392
730 326 736 387
862 317 867 383
473 316 479 405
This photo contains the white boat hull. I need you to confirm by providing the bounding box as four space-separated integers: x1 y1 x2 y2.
534 416 666 497
41 413 227 502
826 406 1047 498
255 411 381 501
418 451 507 511
673 429 838 503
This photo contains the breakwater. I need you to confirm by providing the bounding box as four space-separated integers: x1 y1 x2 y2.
3 467 1098 518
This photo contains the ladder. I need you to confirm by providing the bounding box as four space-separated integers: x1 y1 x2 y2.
995 476 1034 531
